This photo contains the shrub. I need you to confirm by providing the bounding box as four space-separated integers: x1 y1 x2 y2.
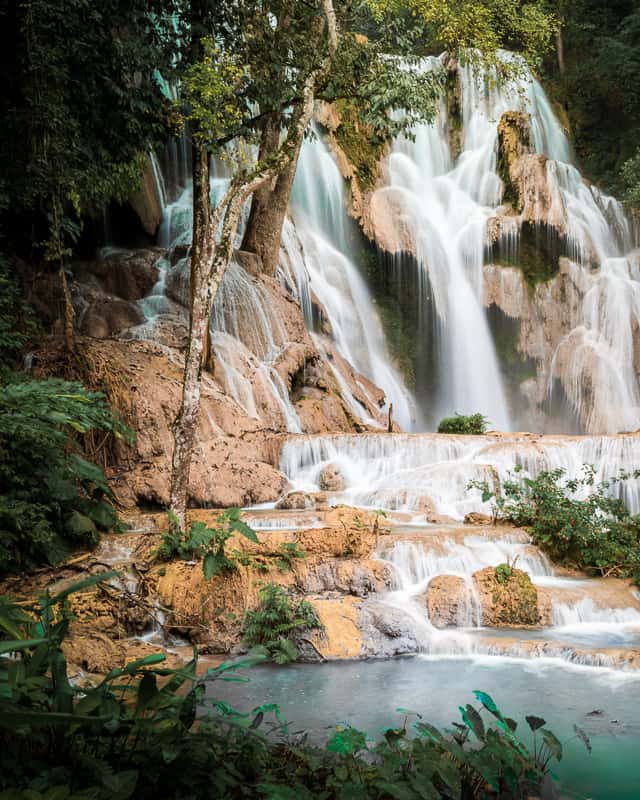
157 508 259 580
437 412 489 434
276 541 305 572
471 465 640 583
0 376 132 573
0 577 586 799
243 583 321 664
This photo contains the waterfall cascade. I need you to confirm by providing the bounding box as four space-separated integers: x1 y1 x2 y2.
281 432 640 519
369 53 639 432
377 526 640 662
285 132 417 430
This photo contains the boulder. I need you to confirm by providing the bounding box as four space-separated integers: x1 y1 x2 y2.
473 565 540 627
319 463 346 492
425 575 476 628
74 249 161 302
80 296 143 338
464 512 493 526
276 491 315 510
359 600 419 657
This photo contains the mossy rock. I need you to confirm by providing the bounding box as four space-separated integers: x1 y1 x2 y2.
474 565 540 627
333 99 387 191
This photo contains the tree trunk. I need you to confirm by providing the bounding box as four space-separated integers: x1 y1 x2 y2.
59 265 76 353
169 144 211 532
241 116 302 276
169 0 339 529
556 28 565 76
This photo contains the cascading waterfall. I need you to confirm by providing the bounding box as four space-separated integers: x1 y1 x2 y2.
286 131 418 430
465 57 639 433
376 56 511 429
378 525 640 660
280 432 640 518
373 53 640 433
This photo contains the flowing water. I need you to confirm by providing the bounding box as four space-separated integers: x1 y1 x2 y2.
286 131 417 430
123 57 640 794
374 54 639 432
281 432 640 518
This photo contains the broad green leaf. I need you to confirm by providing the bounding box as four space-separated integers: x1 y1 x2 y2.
203 551 223 580
460 704 485 740
542 729 563 761
0 638 48 655
327 726 367 755
47 571 118 605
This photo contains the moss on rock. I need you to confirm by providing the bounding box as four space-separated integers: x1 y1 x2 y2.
474 565 540 626
332 99 387 192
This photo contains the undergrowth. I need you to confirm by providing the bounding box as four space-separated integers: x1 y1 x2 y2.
471 465 640 583
0 575 588 799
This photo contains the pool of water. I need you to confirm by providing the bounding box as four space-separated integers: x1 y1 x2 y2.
207 656 640 799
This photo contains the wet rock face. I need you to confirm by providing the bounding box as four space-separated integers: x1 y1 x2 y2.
497 110 533 200
473 565 540 626
74 249 161 303
359 600 419 657
425 575 475 628
155 508 383 653
276 491 316 510
318 463 346 492
48 337 288 510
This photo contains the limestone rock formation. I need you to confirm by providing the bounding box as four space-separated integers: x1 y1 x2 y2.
473 565 540 627
425 575 475 628
319 463 346 492
128 157 164 236
276 491 315 510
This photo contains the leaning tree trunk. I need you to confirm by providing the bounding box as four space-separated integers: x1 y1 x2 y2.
241 116 303 276
169 144 211 532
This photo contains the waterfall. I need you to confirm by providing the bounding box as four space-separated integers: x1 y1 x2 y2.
374 56 512 429
280 432 640 518
368 53 640 433
286 131 418 430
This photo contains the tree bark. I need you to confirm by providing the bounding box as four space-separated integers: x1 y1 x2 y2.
556 28 565 76
241 116 302 276
59 265 76 354
169 144 211 532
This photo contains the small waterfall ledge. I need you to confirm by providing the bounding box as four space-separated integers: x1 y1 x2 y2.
279 431 640 519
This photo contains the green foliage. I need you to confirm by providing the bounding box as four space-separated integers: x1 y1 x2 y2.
622 147 640 208
182 38 245 146
495 562 513 585
368 0 557 72
0 581 586 798
0 256 37 369
0 377 132 573
157 508 259 580
543 3 640 198
438 413 489 434
0 0 178 260
471 465 640 582
243 584 321 664
276 542 306 573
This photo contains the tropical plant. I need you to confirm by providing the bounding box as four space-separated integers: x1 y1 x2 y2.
470 465 640 582
0 577 588 798
276 541 306 573
243 583 321 664
0 377 132 573
438 412 489 434
157 508 259 580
